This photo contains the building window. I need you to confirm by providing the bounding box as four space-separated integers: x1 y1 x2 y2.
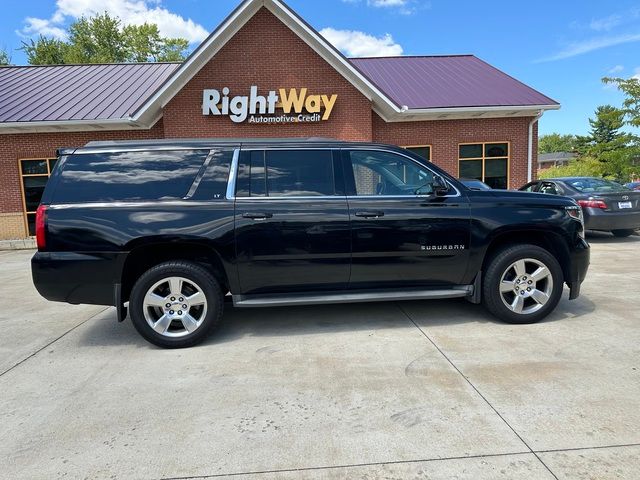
458 142 509 189
404 145 431 162
19 158 57 236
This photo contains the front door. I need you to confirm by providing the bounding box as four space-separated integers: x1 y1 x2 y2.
234 148 351 295
343 149 471 289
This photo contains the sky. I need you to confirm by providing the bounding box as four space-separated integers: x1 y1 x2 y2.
1 0 640 136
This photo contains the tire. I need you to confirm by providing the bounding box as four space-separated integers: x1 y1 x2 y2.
612 229 635 238
482 244 563 324
129 261 223 348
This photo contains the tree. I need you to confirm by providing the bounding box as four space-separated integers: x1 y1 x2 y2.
538 133 578 154
21 12 189 65
122 24 190 62
22 36 68 65
65 13 127 63
538 156 606 180
588 105 625 145
603 76 640 128
0 47 10 66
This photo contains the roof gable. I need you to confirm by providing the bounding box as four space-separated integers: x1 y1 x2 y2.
131 0 400 127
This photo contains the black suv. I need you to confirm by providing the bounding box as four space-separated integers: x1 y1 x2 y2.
32 139 590 348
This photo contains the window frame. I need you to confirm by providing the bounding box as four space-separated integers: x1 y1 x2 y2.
403 144 432 162
457 141 510 189
18 157 57 237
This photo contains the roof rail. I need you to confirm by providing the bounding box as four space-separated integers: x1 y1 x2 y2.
84 137 340 148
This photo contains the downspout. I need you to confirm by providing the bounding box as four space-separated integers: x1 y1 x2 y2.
527 110 544 182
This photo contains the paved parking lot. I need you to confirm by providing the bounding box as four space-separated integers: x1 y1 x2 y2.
1 232 639 479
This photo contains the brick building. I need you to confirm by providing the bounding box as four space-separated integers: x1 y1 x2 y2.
0 0 559 240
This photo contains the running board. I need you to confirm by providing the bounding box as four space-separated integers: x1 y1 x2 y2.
232 286 473 308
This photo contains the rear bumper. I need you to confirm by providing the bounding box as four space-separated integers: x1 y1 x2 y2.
584 208 640 231
31 251 124 306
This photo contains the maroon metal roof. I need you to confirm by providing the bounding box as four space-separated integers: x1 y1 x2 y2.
0 55 556 124
0 63 179 123
350 55 558 109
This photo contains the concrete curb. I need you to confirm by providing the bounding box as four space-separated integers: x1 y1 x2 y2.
0 238 36 251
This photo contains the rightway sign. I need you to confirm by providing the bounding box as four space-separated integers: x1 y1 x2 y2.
202 86 338 124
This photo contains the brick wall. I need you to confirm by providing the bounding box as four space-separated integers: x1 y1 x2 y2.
162 8 373 141
373 113 539 188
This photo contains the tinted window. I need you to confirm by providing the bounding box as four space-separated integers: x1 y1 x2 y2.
405 146 431 161
520 182 538 192
23 176 48 211
459 160 482 181
190 149 233 200
348 150 434 196
55 150 209 203
484 158 508 189
21 159 48 175
238 150 335 197
539 182 559 195
266 150 334 197
567 178 630 193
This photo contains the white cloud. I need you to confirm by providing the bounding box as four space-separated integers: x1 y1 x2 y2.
589 14 623 32
21 17 68 39
633 68 640 80
20 0 208 43
608 64 624 73
343 0 427 15
320 27 403 57
369 0 408 6
536 32 640 62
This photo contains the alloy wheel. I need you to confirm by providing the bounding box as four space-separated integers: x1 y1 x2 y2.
499 258 554 315
142 276 208 338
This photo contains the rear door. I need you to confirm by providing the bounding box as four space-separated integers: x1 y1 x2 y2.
343 148 471 289
234 148 351 295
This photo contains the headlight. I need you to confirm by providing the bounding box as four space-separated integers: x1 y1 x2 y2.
566 205 585 238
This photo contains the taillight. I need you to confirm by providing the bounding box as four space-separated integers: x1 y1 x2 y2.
577 199 607 209
35 205 47 250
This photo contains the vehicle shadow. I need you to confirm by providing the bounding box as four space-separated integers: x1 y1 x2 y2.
78 292 597 349
586 230 640 243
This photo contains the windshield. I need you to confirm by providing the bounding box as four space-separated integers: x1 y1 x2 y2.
566 178 630 193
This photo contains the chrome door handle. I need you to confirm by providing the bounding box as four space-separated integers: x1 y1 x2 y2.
354 211 384 218
242 212 273 220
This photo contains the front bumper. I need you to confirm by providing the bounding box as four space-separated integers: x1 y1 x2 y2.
31 251 124 306
567 237 590 300
584 208 640 231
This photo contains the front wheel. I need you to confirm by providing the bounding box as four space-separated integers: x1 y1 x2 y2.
482 245 563 324
612 229 635 238
129 261 223 348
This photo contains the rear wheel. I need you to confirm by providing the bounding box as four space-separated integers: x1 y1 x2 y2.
612 229 635 238
482 245 563 324
129 261 223 348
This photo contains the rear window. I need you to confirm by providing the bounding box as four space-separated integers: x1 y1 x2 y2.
54 150 209 203
566 178 630 193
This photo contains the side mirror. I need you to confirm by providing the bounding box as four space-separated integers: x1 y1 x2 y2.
432 175 449 197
